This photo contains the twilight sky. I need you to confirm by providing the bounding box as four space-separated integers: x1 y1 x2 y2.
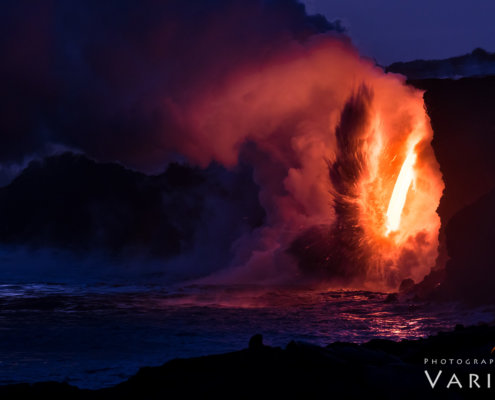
303 0 495 65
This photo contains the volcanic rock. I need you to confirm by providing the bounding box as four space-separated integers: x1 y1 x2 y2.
1 324 494 399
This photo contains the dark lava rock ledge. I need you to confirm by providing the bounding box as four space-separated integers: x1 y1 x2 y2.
1 324 495 399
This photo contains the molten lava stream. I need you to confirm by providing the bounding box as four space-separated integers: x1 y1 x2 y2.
385 148 417 235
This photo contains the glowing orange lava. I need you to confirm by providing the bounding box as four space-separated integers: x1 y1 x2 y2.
183 36 445 289
385 148 417 235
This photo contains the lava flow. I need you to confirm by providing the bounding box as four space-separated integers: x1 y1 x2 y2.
385 147 417 235
175 35 444 290
325 91 444 289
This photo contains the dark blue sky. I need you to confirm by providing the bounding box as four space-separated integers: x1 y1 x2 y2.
303 0 495 64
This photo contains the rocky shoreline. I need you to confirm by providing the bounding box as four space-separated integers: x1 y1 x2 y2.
1 324 494 399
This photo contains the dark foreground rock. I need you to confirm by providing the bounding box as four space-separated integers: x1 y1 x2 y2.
2 325 495 399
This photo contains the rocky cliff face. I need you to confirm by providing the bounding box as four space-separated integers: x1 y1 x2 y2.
409 76 495 304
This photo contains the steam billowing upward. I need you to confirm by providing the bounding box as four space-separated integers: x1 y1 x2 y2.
0 0 443 289
0 0 341 168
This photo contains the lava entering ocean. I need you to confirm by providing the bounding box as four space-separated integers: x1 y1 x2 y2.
0 0 445 291
185 37 444 290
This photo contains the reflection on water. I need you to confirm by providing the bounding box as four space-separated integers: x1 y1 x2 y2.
0 283 493 389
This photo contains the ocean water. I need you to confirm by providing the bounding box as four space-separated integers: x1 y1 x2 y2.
0 282 493 389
